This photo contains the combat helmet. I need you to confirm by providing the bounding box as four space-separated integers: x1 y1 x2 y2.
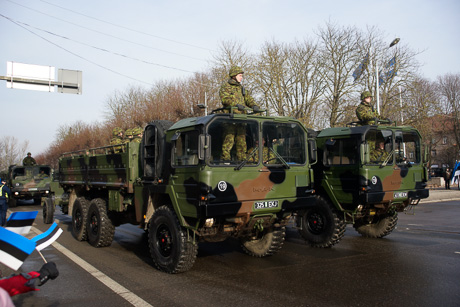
361 91 372 101
112 127 123 137
132 127 143 136
229 66 244 78
125 128 133 138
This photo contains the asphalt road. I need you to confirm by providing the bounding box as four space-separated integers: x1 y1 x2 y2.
3 195 460 307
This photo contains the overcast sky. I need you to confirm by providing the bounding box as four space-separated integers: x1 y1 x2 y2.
1 0 459 156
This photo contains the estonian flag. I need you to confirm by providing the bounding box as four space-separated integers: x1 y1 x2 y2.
31 222 63 251
5 211 38 234
0 227 36 270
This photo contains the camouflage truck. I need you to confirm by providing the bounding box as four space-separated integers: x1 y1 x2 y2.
7 165 52 207
52 109 317 273
296 120 429 247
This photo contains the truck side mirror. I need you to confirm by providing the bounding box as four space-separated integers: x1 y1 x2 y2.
308 139 317 164
198 134 211 161
360 143 370 164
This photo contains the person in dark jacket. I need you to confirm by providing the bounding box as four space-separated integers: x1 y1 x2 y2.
0 178 12 226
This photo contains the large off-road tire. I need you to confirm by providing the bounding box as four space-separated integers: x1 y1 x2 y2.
42 197 55 224
148 206 198 274
72 197 89 241
353 211 398 238
86 198 115 247
297 196 346 248
8 197 17 208
240 226 286 257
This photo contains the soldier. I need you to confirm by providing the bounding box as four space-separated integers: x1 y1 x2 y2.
370 140 389 163
247 138 276 164
22 152 37 166
110 127 124 152
219 66 260 161
356 91 383 125
0 177 12 226
132 127 143 143
125 128 134 142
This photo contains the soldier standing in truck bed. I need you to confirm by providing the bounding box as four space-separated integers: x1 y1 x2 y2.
356 91 383 125
219 66 260 161
22 152 37 166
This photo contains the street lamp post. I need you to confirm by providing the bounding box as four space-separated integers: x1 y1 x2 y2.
375 38 400 114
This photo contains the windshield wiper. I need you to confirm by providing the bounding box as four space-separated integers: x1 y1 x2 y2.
235 147 258 170
268 147 290 169
380 149 395 168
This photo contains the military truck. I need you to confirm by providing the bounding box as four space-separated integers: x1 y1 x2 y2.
51 109 317 273
296 120 429 247
7 165 52 207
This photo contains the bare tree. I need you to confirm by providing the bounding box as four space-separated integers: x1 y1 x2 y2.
437 73 460 159
253 39 325 128
0 136 29 172
315 22 363 127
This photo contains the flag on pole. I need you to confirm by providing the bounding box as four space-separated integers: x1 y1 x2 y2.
31 222 63 251
5 211 38 234
0 227 36 270
386 56 396 68
353 53 369 81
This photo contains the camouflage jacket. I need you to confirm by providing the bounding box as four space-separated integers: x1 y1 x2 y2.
22 157 37 166
219 78 256 114
356 102 382 125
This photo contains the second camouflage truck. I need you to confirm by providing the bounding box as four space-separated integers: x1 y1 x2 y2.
296 120 429 247
7 164 53 207
53 110 317 273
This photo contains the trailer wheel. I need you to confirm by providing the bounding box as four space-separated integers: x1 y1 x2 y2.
8 197 17 208
72 197 89 241
353 211 398 238
86 198 115 247
148 206 197 273
297 196 346 248
42 198 55 224
240 226 286 257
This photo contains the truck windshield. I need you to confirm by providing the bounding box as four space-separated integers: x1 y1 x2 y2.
208 118 259 166
395 131 421 164
261 122 306 165
365 129 393 165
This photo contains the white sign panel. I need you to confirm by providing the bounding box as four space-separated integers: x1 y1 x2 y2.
6 61 55 92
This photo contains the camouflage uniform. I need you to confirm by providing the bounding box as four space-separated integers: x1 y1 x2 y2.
132 127 143 143
110 127 124 152
22 153 37 166
247 146 276 164
219 66 258 161
356 91 382 125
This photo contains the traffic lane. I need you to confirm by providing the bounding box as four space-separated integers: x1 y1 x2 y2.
7 201 460 307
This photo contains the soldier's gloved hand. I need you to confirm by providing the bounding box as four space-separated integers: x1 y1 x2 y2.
236 104 245 111
252 105 260 112
38 262 59 286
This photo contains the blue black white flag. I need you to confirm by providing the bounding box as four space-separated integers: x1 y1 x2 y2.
5 211 38 234
353 53 369 81
0 227 36 270
31 222 63 251
451 161 460 186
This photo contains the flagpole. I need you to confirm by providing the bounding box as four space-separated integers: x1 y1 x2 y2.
37 250 48 263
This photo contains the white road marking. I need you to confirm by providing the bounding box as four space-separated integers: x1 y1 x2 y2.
32 227 153 307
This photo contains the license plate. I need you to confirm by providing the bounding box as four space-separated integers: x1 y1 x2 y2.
29 188 38 191
254 200 279 210
394 192 407 198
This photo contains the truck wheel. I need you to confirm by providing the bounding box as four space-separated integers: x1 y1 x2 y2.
148 206 198 274
8 198 17 208
353 211 398 238
86 198 115 247
297 196 346 248
42 198 55 224
240 226 286 257
72 197 89 241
